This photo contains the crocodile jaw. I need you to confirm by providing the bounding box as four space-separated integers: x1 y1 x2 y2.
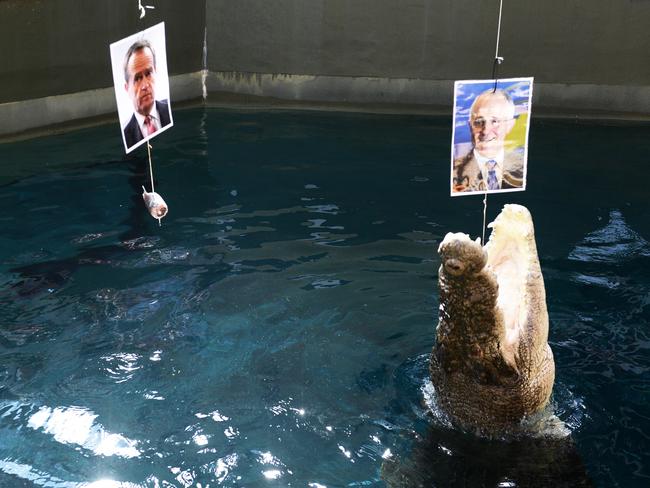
432 204 554 436
485 204 536 349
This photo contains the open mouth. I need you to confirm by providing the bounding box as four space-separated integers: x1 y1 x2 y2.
484 205 534 347
438 205 538 351
435 204 554 431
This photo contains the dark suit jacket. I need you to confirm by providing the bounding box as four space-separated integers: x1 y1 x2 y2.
452 149 524 193
123 99 171 150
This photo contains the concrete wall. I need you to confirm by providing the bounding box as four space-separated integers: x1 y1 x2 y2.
0 0 206 136
1 0 649 138
206 0 650 114
1 0 205 104
206 0 650 85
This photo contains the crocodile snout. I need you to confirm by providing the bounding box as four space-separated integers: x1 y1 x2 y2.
444 258 465 276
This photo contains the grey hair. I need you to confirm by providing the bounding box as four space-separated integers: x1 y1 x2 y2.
123 39 157 83
470 89 515 120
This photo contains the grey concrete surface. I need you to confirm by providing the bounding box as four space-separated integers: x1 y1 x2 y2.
206 0 650 86
206 72 454 106
0 0 648 138
0 0 205 104
205 71 650 117
0 72 204 138
205 0 650 114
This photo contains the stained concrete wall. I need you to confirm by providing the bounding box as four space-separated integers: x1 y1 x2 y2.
1 0 649 138
205 0 650 115
0 0 205 104
206 0 650 85
0 0 206 136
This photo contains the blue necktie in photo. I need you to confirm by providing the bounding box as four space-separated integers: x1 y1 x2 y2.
487 160 499 190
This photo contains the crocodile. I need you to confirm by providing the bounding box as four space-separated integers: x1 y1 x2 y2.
430 204 555 437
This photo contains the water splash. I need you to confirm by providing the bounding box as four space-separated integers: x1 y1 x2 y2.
422 378 574 440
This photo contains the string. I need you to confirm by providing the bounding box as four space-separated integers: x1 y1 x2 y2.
146 142 163 227
482 192 488 245
491 57 502 93
494 0 504 61
147 142 155 193
492 0 504 93
137 2 161 227
482 0 505 243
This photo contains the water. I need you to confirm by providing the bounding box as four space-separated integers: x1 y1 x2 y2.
0 108 648 487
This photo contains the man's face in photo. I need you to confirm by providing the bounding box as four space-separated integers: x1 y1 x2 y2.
469 94 515 158
125 47 156 116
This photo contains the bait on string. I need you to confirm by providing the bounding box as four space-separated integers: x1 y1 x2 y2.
142 143 168 226
135 1 168 227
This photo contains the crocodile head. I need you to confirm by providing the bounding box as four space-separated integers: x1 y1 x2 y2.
431 204 555 437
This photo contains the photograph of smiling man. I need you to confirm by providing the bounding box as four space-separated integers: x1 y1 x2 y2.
110 22 173 154
450 78 533 196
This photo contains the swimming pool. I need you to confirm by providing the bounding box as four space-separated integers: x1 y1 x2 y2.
0 108 648 487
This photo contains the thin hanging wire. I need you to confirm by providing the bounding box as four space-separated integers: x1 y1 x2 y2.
482 192 488 244
494 0 504 61
492 0 504 92
482 0 505 244
147 142 155 193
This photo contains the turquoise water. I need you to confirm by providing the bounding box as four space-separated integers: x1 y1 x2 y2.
0 108 648 487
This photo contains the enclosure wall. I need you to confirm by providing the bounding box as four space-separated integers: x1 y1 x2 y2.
1 0 649 137
1 0 205 104
205 0 650 114
0 0 206 135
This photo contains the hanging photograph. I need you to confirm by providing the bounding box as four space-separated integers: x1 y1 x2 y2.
109 21 173 154
450 77 533 196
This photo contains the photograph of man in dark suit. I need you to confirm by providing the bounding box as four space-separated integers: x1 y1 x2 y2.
452 88 524 194
122 39 171 150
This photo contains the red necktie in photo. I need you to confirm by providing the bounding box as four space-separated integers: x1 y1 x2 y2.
144 115 157 136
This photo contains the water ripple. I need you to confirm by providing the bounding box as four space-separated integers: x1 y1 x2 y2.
24 403 140 458
569 209 650 263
